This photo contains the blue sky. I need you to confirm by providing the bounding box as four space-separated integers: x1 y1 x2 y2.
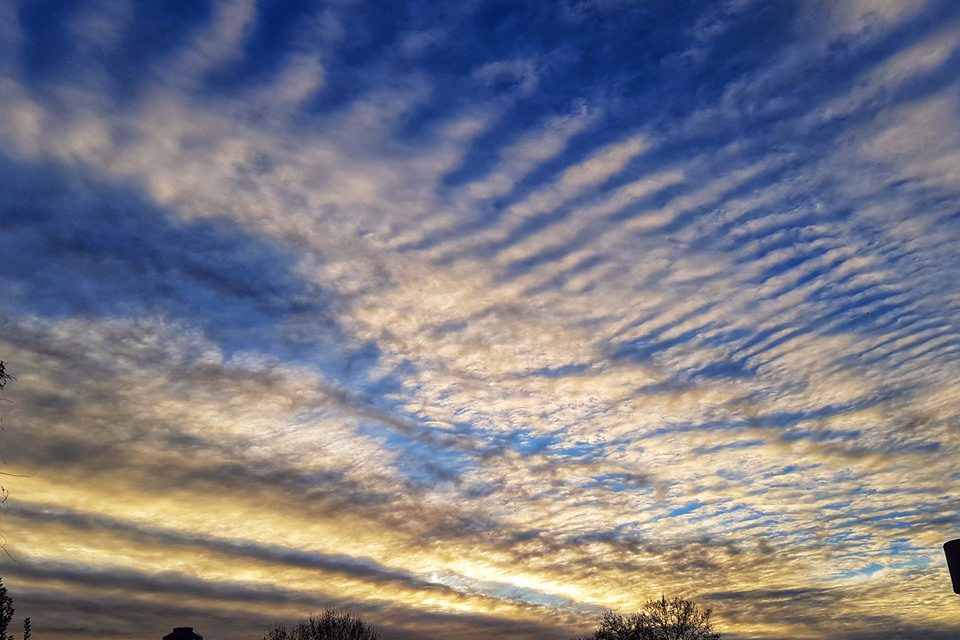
1 1 960 638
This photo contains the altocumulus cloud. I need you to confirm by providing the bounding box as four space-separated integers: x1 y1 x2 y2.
1 1 960 639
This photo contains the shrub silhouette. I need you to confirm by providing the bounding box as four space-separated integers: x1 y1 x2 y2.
577 595 720 640
263 610 380 640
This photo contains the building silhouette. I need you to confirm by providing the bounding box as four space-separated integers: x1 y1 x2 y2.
163 628 203 640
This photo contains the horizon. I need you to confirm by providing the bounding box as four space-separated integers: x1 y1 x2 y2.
1 1 959 638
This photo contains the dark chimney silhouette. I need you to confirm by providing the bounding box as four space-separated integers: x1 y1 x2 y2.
163 628 203 640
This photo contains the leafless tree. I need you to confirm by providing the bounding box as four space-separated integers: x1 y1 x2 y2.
263 610 380 640
0 361 13 510
0 362 11 391
577 595 720 640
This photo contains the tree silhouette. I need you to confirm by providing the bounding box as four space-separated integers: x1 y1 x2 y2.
0 577 14 640
577 595 720 640
263 610 380 640
0 362 11 391
20 618 29 640
0 362 14 514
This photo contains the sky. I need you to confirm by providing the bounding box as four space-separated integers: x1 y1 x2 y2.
0 1 959 638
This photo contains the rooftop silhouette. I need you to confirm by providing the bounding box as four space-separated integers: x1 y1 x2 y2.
163 628 203 640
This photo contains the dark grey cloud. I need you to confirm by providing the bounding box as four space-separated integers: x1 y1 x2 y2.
7 564 573 640
5 502 447 594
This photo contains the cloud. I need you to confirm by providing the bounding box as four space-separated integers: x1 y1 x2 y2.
0 1 959 639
